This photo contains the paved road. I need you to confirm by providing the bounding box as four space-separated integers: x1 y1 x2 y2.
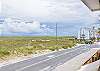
0 45 92 71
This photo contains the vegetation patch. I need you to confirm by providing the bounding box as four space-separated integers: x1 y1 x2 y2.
0 36 77 60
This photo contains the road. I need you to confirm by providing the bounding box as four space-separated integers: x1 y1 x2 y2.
0 45 93 71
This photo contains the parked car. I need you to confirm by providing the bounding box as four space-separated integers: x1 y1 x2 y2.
85 40 93 44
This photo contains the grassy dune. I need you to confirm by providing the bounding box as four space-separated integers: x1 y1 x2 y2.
0 36 77 60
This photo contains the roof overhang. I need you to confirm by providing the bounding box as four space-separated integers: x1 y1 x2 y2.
81 0 100 11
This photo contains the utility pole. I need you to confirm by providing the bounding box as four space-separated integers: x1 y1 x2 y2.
89 30 91 39
56 23 58 50
56 23 57 42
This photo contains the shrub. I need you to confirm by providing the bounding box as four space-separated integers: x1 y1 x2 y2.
0 48 10 57
48 47 56 51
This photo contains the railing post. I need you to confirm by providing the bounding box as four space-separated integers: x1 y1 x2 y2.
98 66 100 71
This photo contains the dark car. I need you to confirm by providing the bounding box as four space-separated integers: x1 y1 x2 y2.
85 40 93 44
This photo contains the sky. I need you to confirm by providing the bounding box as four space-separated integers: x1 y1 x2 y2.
0 0 100 36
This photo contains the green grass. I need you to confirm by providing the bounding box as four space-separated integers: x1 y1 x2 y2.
0 36 77 60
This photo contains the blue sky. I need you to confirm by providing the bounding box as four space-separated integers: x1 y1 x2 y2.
0 0 100 36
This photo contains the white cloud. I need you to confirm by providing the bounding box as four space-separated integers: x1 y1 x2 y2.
41 24 54 33
0 1 1 14
1 0 51 18
1 0 98 22
0 0 100 36
4 18 41 33
1 18 53 34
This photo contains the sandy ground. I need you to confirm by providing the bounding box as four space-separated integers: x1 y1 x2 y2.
0 44 85 68
0 50 53 67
